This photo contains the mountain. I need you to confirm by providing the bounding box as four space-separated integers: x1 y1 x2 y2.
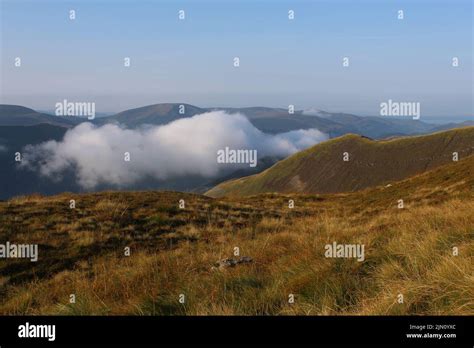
326 114 435 137
101 103 438 138
102 104 352 136
248 113 356 137
103 103 473 139
100 103 207 128
0 103 472 200
1 150 472 315
206 126 474 197
1 103 471 140
430 120 474 132
0 105 78 127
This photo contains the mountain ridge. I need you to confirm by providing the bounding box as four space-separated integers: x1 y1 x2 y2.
0 105 77 128
2 103 471 139
206 126 474 197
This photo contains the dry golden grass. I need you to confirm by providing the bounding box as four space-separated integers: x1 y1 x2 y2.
0 198 472 315
0 157 472 315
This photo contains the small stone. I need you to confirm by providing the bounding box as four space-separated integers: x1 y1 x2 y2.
238 256 253 264
213 256 253 270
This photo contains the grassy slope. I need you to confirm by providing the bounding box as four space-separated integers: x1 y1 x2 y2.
0 155 472 315
206 126 474 198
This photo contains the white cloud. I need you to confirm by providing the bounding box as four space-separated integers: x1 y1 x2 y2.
302 108 330 117
22 111 328 189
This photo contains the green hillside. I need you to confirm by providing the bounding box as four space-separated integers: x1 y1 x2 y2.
207 126 474 198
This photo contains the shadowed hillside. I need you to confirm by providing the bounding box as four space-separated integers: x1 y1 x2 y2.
0 105 78 127
207 127 474 198
0 154 472 315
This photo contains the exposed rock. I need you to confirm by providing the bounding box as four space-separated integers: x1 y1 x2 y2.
212 256 253 270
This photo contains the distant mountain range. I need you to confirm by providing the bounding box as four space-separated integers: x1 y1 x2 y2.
1 103 473 139
0 103 473 200
206 126 474 197
103 104 473 138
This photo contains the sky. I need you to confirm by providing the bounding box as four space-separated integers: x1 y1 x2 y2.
0 0 472 118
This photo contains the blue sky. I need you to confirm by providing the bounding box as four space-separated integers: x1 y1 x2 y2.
0 0 472 118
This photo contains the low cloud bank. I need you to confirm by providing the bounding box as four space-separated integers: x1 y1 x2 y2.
22 111 328 188
302 108 329 117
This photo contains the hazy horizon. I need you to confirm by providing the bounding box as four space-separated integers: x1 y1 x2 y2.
3 100 474 124
1 0 472 119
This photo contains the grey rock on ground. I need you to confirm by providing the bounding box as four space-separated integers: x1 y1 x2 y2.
212 256 253 270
